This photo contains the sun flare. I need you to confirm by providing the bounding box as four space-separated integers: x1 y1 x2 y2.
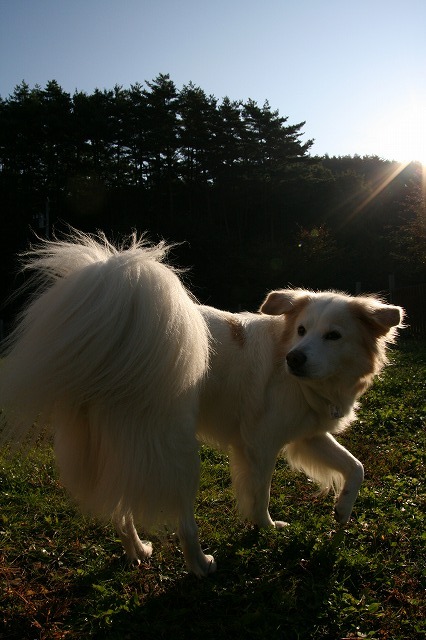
365 98 426 166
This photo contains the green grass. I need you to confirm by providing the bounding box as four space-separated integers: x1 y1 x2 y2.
1 340 425 640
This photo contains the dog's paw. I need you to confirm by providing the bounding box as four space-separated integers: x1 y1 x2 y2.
274 520 290 529
204 554 217 575
136 540 153 559
186 553 217 578
125 540 153 566
333 505 351 525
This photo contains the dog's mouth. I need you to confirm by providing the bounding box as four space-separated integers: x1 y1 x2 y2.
287 366 307 378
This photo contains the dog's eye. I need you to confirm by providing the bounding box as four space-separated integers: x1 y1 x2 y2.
324 331 342 341
297 325 306 336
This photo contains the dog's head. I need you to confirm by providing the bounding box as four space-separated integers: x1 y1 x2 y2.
260 289 404 389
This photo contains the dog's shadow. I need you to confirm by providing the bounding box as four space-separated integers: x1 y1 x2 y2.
83 526 346 640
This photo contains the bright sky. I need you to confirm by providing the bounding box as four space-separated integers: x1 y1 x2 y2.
1 0 425 164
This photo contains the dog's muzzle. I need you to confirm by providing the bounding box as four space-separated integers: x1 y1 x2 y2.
286 349 307 376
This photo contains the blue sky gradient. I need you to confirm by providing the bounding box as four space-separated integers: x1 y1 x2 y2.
1 0 425 162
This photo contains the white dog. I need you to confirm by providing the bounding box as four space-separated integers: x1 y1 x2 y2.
0 231 404 576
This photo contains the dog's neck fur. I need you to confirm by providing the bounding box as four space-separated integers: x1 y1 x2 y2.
297 377 360 431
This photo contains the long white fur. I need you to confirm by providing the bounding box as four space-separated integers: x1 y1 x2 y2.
0 231 404 576
0 232 210 533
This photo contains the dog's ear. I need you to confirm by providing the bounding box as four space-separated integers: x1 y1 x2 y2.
371 304 404 329
352 298 405 336
260 289 309 315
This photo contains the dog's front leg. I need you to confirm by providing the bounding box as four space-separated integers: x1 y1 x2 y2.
333 443 365 524
229 446 287 529
286 433 364 524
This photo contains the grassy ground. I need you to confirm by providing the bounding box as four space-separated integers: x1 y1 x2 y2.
1 340 425 640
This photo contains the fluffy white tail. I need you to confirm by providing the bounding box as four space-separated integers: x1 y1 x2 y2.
0 231 210 528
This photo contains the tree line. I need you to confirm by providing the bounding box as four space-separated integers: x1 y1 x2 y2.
0 74 424 313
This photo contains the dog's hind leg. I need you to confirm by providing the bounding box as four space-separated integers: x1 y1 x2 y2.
171 445 216 577
113 451 215 576
177 510 216 577
286 433 364 524
114 513 153 565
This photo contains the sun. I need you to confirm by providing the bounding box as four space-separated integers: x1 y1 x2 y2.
392 106 426 166
345 100 426 221
364 97 426 166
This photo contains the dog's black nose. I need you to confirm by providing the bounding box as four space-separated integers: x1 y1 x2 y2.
286 349 307 372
